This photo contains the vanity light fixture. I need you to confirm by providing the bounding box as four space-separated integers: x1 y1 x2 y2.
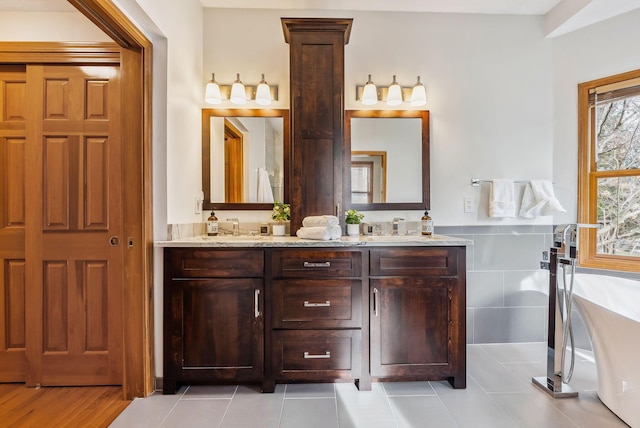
255 74 272 106
230 73 247 105
386 75 403 106
410 76 427 107
361 74 378 105
205 73 222 104
356 74 427 107
204 73 279 105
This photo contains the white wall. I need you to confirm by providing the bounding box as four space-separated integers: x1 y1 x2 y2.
203 9 554 225
133 0 204 226
551 8 640 225
0 11 110 41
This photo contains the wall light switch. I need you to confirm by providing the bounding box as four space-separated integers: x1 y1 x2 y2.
464 196 475 213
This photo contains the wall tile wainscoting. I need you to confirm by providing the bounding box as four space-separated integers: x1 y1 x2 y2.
438 225 595 348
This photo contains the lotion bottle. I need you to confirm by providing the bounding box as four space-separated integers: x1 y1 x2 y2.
421 209 433 236
206 210 219 236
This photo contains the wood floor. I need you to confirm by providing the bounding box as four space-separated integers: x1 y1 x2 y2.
0 383 130 427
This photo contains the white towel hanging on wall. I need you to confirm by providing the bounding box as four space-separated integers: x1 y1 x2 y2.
519 180 566 218
489 179 516 218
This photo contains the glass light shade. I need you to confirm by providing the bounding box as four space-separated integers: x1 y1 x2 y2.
386 75 402 106
255 74 272 106
410 76 427 106
230 74 247 105
204 73 222 104
361 74 378 105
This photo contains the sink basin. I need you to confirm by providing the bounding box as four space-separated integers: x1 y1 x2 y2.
359 235 441 242
200 235 262 241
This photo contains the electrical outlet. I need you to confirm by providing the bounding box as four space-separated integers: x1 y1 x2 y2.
464 196 474 213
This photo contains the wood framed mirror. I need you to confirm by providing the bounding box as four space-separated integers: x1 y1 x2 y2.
202 108 290 210
345 110 430 210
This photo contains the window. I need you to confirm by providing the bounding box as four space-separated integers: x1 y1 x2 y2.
578 70 640 271
351 161 373 203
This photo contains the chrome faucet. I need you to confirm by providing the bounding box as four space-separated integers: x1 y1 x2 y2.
227 218 240 236
392 217 404 235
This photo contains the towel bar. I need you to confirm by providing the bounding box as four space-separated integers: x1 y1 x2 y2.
471 178 555 187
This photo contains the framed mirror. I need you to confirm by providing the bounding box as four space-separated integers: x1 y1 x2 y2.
202 108 290 210
345 110 430 210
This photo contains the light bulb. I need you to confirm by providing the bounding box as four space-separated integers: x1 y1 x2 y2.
255 74 272 106
410 76 427 107
361 74 378 105
230 73 247 105
386 75 402 106
205 73 221 104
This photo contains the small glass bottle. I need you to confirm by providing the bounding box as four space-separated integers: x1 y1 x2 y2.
206 210 219 236
421 209 433 236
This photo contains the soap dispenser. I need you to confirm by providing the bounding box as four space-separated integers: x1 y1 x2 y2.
421 209 433 236
206 210 219 236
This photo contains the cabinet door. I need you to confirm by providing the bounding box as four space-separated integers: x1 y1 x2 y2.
370 277 455 379
165 278 263 389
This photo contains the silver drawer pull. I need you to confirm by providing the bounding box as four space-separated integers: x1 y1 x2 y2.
303 261 331 268
254 289 260 318
304 351 331 359
304 300 330 307
373 287 379 316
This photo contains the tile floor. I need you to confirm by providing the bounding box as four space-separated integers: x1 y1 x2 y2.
110 343 629 427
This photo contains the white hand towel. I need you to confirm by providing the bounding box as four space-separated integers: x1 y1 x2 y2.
519 180 566 218
302 215 339 228
257 168 274 203
490 179 516 218
296 226 342 240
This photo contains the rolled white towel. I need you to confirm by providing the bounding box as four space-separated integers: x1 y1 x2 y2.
296 225 342 240
329 225 342 240
302 215 339 228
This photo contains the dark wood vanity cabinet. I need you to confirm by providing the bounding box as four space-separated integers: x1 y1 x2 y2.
163 245 466 392
163 249 264 393
369 247 466 388
282 18 353 231
269 249 365 386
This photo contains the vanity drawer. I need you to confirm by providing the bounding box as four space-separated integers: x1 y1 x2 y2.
272 330 361 379
272 249 361 278
166 248 264 278
370 247 460 277
272 279 361 328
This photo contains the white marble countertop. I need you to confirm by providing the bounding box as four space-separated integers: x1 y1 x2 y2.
155 234 472 248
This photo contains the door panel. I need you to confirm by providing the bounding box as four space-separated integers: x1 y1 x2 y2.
26 64 123 386
0 66 27 382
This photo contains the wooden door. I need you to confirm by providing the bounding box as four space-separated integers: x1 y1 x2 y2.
0 65 27 382
224 120 243 203
24 64 123 386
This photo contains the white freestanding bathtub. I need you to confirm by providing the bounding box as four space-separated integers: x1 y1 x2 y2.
572 273 640 428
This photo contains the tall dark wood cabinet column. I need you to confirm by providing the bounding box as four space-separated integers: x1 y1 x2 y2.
281 18 353 232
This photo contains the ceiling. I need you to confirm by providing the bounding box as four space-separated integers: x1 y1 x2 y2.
1 0 639 37
199 0 565 15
